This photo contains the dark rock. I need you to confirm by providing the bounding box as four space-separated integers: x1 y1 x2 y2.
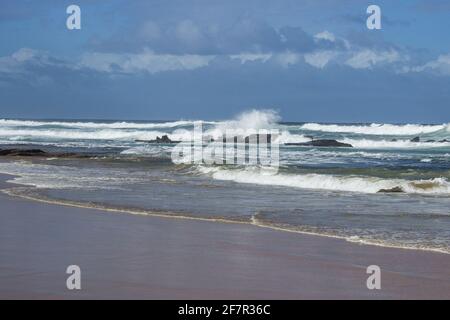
0 149 91 158
391 138 398 142
135 135 181 144
218 134 275 144
221 136 239 143
157 135 172 143
244 134 273 144
377 186 405 193
285 139 353 148
410 136 420 142
56 153 87 158
0 149 47 156
439 139 449 143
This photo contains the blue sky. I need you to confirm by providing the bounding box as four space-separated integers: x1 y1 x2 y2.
1 0 450 122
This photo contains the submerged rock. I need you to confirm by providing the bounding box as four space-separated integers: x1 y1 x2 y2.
377 186 405 193
410 136 420 142
285 139 353 148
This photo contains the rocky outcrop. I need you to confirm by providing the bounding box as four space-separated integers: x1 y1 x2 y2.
377 186 404 193
408 137 449 143
135 135 181 144
285 139 353 148
244 134 274 144
0 149 87 158
0 149 47 156
212 134 275 144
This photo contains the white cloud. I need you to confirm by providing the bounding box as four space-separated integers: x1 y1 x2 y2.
80 50 214 74
345 49 401 69
11 48 40 62
304 51 337 69
0 55 20 74
409 54 450 75
0 48 59 86
0 48 52 74
3 44 449 79
314 31 335 42
275 51 300 68
230 53 272 64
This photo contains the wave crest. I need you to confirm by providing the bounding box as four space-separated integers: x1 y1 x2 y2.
198 166 450 195
301 123 448 135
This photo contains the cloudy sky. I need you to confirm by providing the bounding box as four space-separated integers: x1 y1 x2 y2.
1 0 450 122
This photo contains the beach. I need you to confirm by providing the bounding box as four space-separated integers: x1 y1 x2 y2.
3 0 450 302
1 173 450 299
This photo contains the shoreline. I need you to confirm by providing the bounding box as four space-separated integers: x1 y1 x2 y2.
2 175 449 256
1 159 449 256
1 173 450 298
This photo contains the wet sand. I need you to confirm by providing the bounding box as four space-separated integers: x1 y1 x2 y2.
1 173 450 299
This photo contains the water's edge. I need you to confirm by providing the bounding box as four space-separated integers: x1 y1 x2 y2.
1 173 448 256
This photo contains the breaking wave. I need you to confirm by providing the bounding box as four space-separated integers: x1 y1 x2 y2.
198 166 450 195
342 138 450 149
0 119 205 129
300 123 448 135
0 128 187 141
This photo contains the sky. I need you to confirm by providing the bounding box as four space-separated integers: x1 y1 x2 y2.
0 0 450 123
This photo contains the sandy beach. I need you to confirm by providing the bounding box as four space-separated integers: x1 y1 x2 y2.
0 173 450 299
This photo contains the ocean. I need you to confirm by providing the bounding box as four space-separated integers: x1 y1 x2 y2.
1 110 450 253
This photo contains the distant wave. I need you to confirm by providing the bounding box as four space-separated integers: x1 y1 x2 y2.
342 138 450 149
1 114 449 152
0 128 180 141
0 119 209 129
0 111 281 143
300 123 448 135
198 166 450 195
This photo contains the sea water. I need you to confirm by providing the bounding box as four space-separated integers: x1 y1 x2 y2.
0 111 449 253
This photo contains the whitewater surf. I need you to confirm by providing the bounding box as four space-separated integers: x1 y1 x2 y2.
1 110 450 253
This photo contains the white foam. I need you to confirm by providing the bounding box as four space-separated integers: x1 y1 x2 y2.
0 119 205 129
300 122 448 135
342 138 450 149
275 131 309 144
0 128 196 142
0 161 145 189
0 111 281 143
216 109 280 131
120 145 172 157
198 166 450 195
204 109 280 139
